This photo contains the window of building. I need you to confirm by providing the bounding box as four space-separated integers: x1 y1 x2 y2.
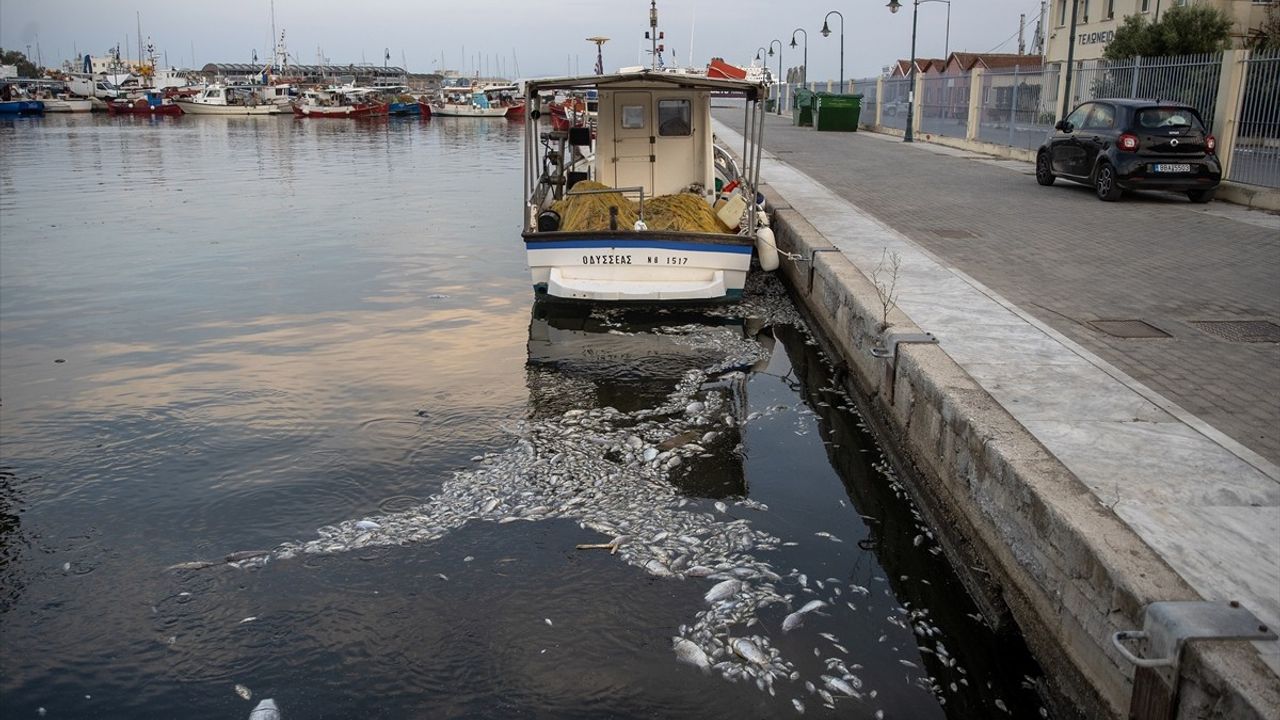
1141 0 1150 11
656 99 691 136
1107 0 1115 19
1080 0 1089 22
621 104 645 129
1058 0 1067 26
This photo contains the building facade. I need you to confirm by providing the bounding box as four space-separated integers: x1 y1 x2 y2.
1044 0 1275 63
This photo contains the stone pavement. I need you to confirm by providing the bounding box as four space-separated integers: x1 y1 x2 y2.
715 109 1280 466
710 113 1280 676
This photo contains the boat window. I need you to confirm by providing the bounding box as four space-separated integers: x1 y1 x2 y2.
657 99 691 136
621 104 646 129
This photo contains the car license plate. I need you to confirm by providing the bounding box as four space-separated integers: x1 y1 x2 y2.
1153 163 1192 173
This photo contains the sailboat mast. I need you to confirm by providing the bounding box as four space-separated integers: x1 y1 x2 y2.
270 0 278 69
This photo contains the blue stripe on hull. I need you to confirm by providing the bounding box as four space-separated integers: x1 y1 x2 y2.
526 239 753 254
532 283 744 302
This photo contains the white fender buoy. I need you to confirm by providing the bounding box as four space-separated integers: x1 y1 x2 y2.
755 227 780 272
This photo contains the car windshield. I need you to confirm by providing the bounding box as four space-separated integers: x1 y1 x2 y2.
1136 108 1204 131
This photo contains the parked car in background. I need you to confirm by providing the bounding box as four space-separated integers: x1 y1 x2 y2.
1035 99 1220 203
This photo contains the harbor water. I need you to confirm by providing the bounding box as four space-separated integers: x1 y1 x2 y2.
1 114 1048 718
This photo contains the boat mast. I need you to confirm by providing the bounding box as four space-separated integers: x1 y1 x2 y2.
649 1 658 70
270 0 277 70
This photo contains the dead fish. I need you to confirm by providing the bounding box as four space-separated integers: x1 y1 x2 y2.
225 550 269 564
673 637 711 672
818 689 835 706
248 699 281 720
437 573 449 581
782 611 806 632
714 501 728 514
705 579 741 603
898 659 918 668
732 638 769 665
166 560 217 571
685 565 716 577
798 599 827 615
354 520 380 531
791 698 805 714
234 684 252 701
824 676 860 698
239 616 257 624
480 497 499 514
544 618 553 626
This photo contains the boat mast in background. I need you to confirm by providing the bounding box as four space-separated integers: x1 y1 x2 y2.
649 1 658 70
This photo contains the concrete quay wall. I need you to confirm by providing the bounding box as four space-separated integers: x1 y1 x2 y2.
763 185 1279 720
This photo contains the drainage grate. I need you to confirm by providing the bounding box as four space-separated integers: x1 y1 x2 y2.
932 229 976 239
1089 319 1172 339
1191 320 1280 343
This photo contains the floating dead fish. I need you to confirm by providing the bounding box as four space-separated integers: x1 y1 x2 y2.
733 638 769 665
234 684 252 701
355 520 381 531
782 611 806 632
166 560 218 571
225 550 270 564
705 579 741 603
791 698 805 714
437 573 449 581
798 600 827 615
239 616 257 624
248 699 281 720
673 637 711 672
714 501 728 514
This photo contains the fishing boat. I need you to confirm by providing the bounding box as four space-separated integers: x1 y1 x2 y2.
291 87 387 118
521 69 771 302
105 89 183 116
175 83 289 115
41 96 93 113
432 88 510 118
0 99 44 115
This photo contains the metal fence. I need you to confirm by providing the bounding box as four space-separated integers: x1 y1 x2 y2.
851 78 878 124
919 73 971 138
1229 50 1280 188
975 65 1060 151
1069 52 1222 129
880 77 912 131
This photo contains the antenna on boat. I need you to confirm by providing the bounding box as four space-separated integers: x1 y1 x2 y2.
649 0 658 70
270 0 277 71
587 37 608 75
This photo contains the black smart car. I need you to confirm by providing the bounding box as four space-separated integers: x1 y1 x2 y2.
1035 99 1221 203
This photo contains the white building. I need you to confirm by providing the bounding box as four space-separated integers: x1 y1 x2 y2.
1044 0 1275 63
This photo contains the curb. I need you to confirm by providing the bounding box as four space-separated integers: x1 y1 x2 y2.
761 182 1280 720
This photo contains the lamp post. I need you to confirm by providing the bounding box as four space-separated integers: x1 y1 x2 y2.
768 39 783 114
887 0 952 142
789 28 808 87
820 10 844 93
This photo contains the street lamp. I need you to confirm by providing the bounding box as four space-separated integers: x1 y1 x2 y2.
789 28 807 87
886 0 952 142
820 10 844 94
768 39 782 114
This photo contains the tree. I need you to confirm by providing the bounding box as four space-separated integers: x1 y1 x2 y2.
1103 5 1233 60
0 49 40 77
1247 2 1280 51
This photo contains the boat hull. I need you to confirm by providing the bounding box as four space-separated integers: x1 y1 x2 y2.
432 104 509 118
42 99 93 113
291 102 388 118
106 101 183 116
175 100 287 115
0 100 45 115
524 232 753 302
504 103 526 118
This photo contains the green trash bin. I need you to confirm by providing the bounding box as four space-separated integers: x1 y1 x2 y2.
792 88 814 127
813 93 863 132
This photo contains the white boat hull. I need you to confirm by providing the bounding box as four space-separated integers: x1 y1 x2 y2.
524 236 752 301
42 99 94 113
175 100 288 115
432 104 509 118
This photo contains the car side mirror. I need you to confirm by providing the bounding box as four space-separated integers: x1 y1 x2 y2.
1055 120 1073 133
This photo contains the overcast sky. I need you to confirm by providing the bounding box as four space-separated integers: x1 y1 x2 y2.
1 0 1046 79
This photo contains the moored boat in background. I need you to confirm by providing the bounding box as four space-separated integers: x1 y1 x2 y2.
175 83 289 115
106 89 184 116
291 87 388 118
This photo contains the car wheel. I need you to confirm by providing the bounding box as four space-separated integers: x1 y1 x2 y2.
1187 189 1216 204
1035 152 1055 186
1094 162 1121 202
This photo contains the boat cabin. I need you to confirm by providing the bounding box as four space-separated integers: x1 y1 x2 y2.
520 70 769 302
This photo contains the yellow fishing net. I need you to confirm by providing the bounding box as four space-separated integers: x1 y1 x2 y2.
551 181 730 234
